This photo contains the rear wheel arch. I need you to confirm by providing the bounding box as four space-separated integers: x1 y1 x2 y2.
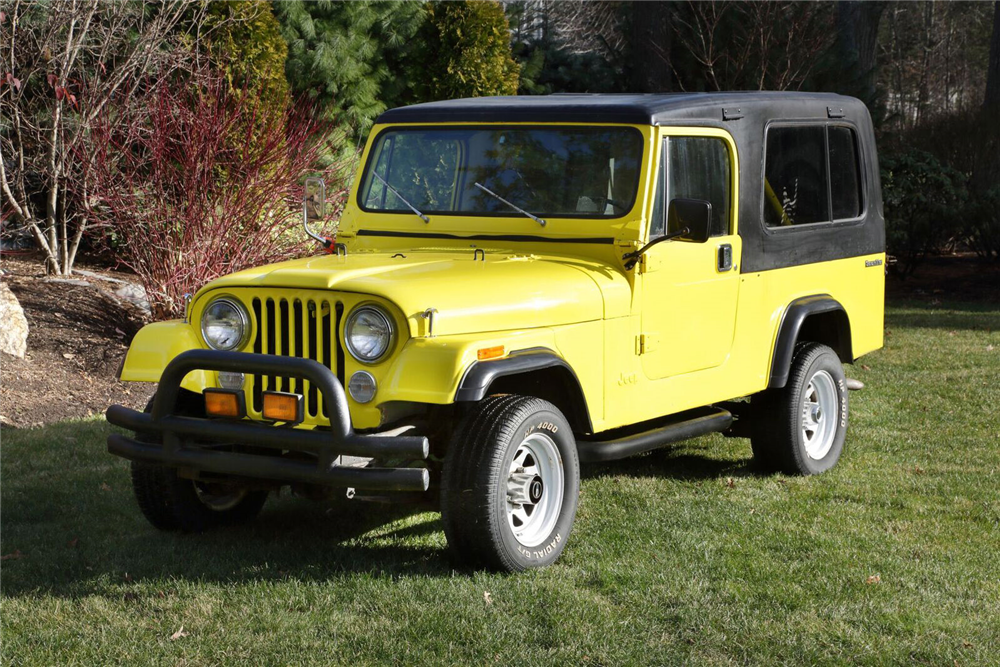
769 296 853 389
455 352 593 434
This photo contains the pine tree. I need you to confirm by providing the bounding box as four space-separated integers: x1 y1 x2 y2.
275 0 424 138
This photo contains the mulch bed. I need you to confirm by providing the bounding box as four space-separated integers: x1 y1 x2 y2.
886 253 1000 304
1 255 154 428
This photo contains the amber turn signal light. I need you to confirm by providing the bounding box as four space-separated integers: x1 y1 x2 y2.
262 391 304 423
477 345 505 361
204 389 245 419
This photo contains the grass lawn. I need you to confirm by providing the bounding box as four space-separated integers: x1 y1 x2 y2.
2 301 998 665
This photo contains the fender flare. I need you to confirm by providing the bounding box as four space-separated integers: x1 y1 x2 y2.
768 295 852 389
455 350 593 432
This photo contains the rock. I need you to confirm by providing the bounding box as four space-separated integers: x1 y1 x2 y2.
845 378 865 391
44 277 91 287
0 283 29 358
114 283 150 315
73 268 130 285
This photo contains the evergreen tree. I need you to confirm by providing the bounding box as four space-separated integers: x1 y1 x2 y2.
276 0 424 137
413 1 520 101
203 1 289 103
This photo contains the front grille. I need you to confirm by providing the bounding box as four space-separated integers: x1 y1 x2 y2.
248 296 345 421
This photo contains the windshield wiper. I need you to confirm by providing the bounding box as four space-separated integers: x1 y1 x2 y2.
372 172 429 223
474 182 546 227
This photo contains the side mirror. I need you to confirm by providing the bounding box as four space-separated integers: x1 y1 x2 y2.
304 177 325 222
303 177 332 250
667 198 712 243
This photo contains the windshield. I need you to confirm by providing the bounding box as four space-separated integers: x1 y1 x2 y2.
358 126 644 219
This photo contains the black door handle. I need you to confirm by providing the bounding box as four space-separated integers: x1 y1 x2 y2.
717 244 733 272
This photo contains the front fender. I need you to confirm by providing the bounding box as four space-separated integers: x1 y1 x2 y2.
119 320 210 394
377 319 603 426
379 328 560 406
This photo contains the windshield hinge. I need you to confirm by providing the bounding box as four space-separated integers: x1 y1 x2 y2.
636 333 658 355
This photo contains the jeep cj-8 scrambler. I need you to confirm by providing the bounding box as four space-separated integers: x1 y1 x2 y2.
108 93 885 572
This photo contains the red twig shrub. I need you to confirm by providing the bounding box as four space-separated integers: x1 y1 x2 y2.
88 71 343 319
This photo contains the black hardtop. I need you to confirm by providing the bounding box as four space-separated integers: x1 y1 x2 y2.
374 92 883 273
376 92 866 126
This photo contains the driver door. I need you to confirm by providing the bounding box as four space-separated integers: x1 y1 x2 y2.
639 130 742 381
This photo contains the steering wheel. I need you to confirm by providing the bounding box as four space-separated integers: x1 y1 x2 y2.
582 195 627 212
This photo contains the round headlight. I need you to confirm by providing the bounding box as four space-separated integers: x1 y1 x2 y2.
201 298 249 351
345 305 394 363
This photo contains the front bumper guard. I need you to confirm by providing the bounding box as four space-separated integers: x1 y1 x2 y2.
105 350 430 492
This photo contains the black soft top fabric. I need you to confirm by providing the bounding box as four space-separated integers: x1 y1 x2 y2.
374 93 884 273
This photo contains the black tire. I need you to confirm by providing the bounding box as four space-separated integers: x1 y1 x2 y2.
440 395 580 572
129 394 269 532
131 460 180 530
750 343 849 475
130 462 268 532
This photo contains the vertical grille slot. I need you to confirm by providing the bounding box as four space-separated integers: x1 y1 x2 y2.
279 299 290 392
334 302 345 387
293 299 304 397
307 300 319 416
252 298 263 412
248 292 343 422
321 303 333 418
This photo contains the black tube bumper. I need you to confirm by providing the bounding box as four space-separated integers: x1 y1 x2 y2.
106 350 430 493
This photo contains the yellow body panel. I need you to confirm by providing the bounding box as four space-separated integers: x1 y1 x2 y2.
119 321 211 394
604 253 886 431
120 120 885 436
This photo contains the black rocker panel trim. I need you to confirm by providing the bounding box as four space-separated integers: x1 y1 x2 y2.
768 295 852 389
455 350 593 432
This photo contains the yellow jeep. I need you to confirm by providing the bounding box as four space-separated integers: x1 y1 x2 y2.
108 93 885 571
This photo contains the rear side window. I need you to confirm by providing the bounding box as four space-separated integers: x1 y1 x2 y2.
764 125 863 227
828 127 862 220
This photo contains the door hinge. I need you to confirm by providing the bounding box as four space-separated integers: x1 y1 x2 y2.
636 333 658 355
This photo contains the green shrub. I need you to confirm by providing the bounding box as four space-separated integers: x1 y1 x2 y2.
880 150 967 277
203 1 289 102
965 187 1000 262
413 1 520 101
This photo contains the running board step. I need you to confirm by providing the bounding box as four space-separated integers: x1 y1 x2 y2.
576 407 733 463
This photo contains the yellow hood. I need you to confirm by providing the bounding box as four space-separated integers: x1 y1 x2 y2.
199 250 630 337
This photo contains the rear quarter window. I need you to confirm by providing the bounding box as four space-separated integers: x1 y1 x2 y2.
763 124 864 228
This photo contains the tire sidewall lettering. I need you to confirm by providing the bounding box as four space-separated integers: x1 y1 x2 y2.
515 532 562 560
525 421 559 435
837 378 848 428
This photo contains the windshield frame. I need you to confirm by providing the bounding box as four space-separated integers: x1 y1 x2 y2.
355 124 646 221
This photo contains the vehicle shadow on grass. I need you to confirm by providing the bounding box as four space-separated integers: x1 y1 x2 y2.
2 426 761 599
582 443 759 482
1 480 455 599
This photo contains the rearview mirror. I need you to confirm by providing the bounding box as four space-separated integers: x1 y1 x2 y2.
667 198 712 243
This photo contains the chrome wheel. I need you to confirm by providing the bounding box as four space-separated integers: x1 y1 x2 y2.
506 432 564 548
802 370 838 460
193 482 248 512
